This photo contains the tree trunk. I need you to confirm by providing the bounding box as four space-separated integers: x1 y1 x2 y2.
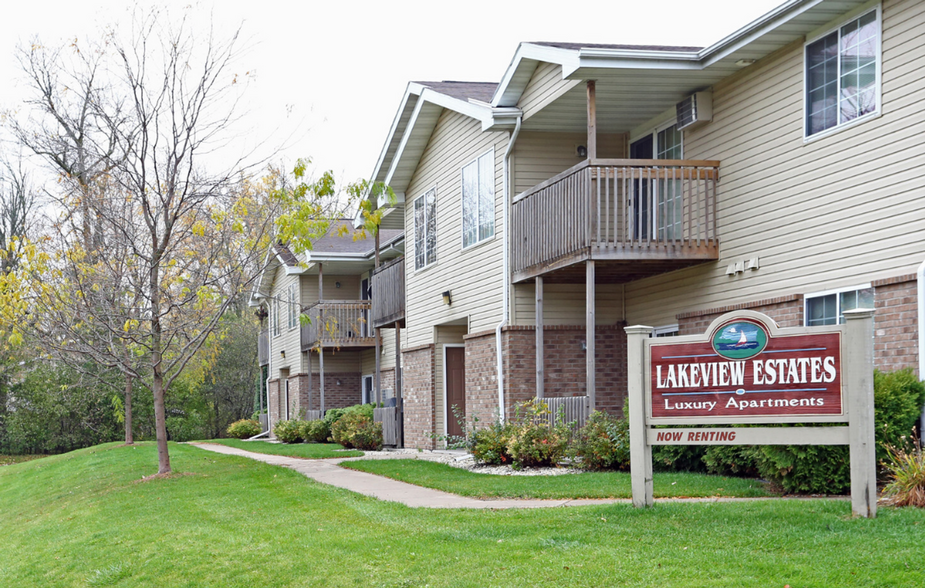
124 374 134 445
152 368 170 474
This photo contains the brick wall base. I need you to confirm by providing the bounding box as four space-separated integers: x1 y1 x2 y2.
301 372 362 414
402 345 436 449
267 378 281 437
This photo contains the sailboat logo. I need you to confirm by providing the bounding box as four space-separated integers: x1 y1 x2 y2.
711 321 768 359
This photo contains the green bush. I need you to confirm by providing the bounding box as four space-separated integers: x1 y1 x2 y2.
226 419 261 439
330 412 382 450
299 419 331 443
702 445 759 477
881 436 925 507
273 419 303 444
506 400 569 468
468 421 513 465
571 410 630 470
875 369 925 460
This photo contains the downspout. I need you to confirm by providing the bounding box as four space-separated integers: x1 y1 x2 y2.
495 115 522 423
918 258 925 430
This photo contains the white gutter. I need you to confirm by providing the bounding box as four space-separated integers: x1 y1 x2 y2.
495 115 522 423
918 258 925 428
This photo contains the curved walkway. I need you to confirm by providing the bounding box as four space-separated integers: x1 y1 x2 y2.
190 443 832 509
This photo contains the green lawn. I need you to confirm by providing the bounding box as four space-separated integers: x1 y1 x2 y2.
340 459 771 499
192 438 363 458
2 442 924 587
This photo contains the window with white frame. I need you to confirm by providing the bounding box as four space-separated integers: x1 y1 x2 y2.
414 188 437 270
272 298 280 337
462 151 494 248
805 285 874 326
652 324 679 338
805 8 880 137
287 284 298 329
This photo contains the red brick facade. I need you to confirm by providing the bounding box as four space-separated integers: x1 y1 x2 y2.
872 275 919 375
401 345 436 449
677 294 804 335
302 372 363 413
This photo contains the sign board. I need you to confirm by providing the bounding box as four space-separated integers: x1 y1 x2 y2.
649 316 845 423
626 309 877 518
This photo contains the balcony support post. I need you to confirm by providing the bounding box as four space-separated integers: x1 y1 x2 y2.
308 353 313 412
535 276 544 399
587 80 597 160
318 263 325 414
375 327 382 405
586 260 596 411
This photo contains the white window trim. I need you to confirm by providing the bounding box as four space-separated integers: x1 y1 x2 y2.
288 284 299 330
413 187 437 273
461 148 496 251
361 374 374 405
804 283 873 326
802 4 882 143
631 120 684 159
272 297 281 337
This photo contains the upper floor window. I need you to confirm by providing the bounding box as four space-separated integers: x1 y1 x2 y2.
805 285 873 326
414 188 437 270
805 8 880 137
272 298 280 337
462 151 494 248
287 284 299 329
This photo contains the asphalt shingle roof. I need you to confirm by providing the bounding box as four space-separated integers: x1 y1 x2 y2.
415 81 499 103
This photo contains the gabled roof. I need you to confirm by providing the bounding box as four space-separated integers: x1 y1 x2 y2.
416 81 498 103
531 42 703 52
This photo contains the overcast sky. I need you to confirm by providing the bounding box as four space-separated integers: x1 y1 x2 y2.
0 0 782 188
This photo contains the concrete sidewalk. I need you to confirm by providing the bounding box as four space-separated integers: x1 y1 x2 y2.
189 442 810 509
191 442 627 509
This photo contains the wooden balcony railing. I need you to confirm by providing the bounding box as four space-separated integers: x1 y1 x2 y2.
511 159 720 282
371 257 405 328
300 301 376 350
258 329 269 366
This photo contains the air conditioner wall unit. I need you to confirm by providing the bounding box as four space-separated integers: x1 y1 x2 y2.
676 91 713 131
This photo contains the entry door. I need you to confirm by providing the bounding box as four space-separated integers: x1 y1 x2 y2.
445 346 466 438
362 375 373 405
629 135 653 240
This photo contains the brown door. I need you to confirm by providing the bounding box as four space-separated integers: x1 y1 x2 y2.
446 346 466 438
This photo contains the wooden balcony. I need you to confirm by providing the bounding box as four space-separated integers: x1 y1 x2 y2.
258 329 269 366
300 301 376 350
511 159 720 283
371 257 405 328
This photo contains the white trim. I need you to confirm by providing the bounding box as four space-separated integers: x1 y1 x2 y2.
460 147 496 251
361 374 374 405
652 324 680 337
917 260 924 427
804 283 873 300
442 343 466 441
802 4 882 141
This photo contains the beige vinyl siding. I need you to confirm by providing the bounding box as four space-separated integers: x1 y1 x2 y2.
404 110 509 349
625 0 925 327
299 273 361 307
518 62 582 122
512 131 628 195
305 350 361 374
268 266 302 377
513 283 625 326
359 331 397 374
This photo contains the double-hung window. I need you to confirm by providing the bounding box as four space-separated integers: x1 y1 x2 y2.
414 188 437 270
272 298 280 337
805 285 873 326
287 284 298 329
805 8 880 137
462 151 494 248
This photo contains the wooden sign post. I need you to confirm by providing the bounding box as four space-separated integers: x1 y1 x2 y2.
626 309 877 517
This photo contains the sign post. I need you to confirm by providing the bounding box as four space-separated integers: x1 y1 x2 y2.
626 309 877 517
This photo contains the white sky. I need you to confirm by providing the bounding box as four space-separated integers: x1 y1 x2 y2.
0 0 782 188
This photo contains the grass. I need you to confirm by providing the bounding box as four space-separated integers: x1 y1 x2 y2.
1 442 924 587
0 454 46 467
192 438 363 458
340 459 771 499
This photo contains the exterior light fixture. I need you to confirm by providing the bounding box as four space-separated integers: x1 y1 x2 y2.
735 59 756 67
280 350 286 358
442 291 452 306
336 379 342 386
576 145 588 158
335 281 342 288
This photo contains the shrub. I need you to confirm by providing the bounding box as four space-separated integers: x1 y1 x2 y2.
330 411 382 450
468 421 513 465
572 410 630 470
273 419 303 444
506 400 569 468
299 419 331 443
875 369 925 461
881 435 925 507
226 419 261 439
